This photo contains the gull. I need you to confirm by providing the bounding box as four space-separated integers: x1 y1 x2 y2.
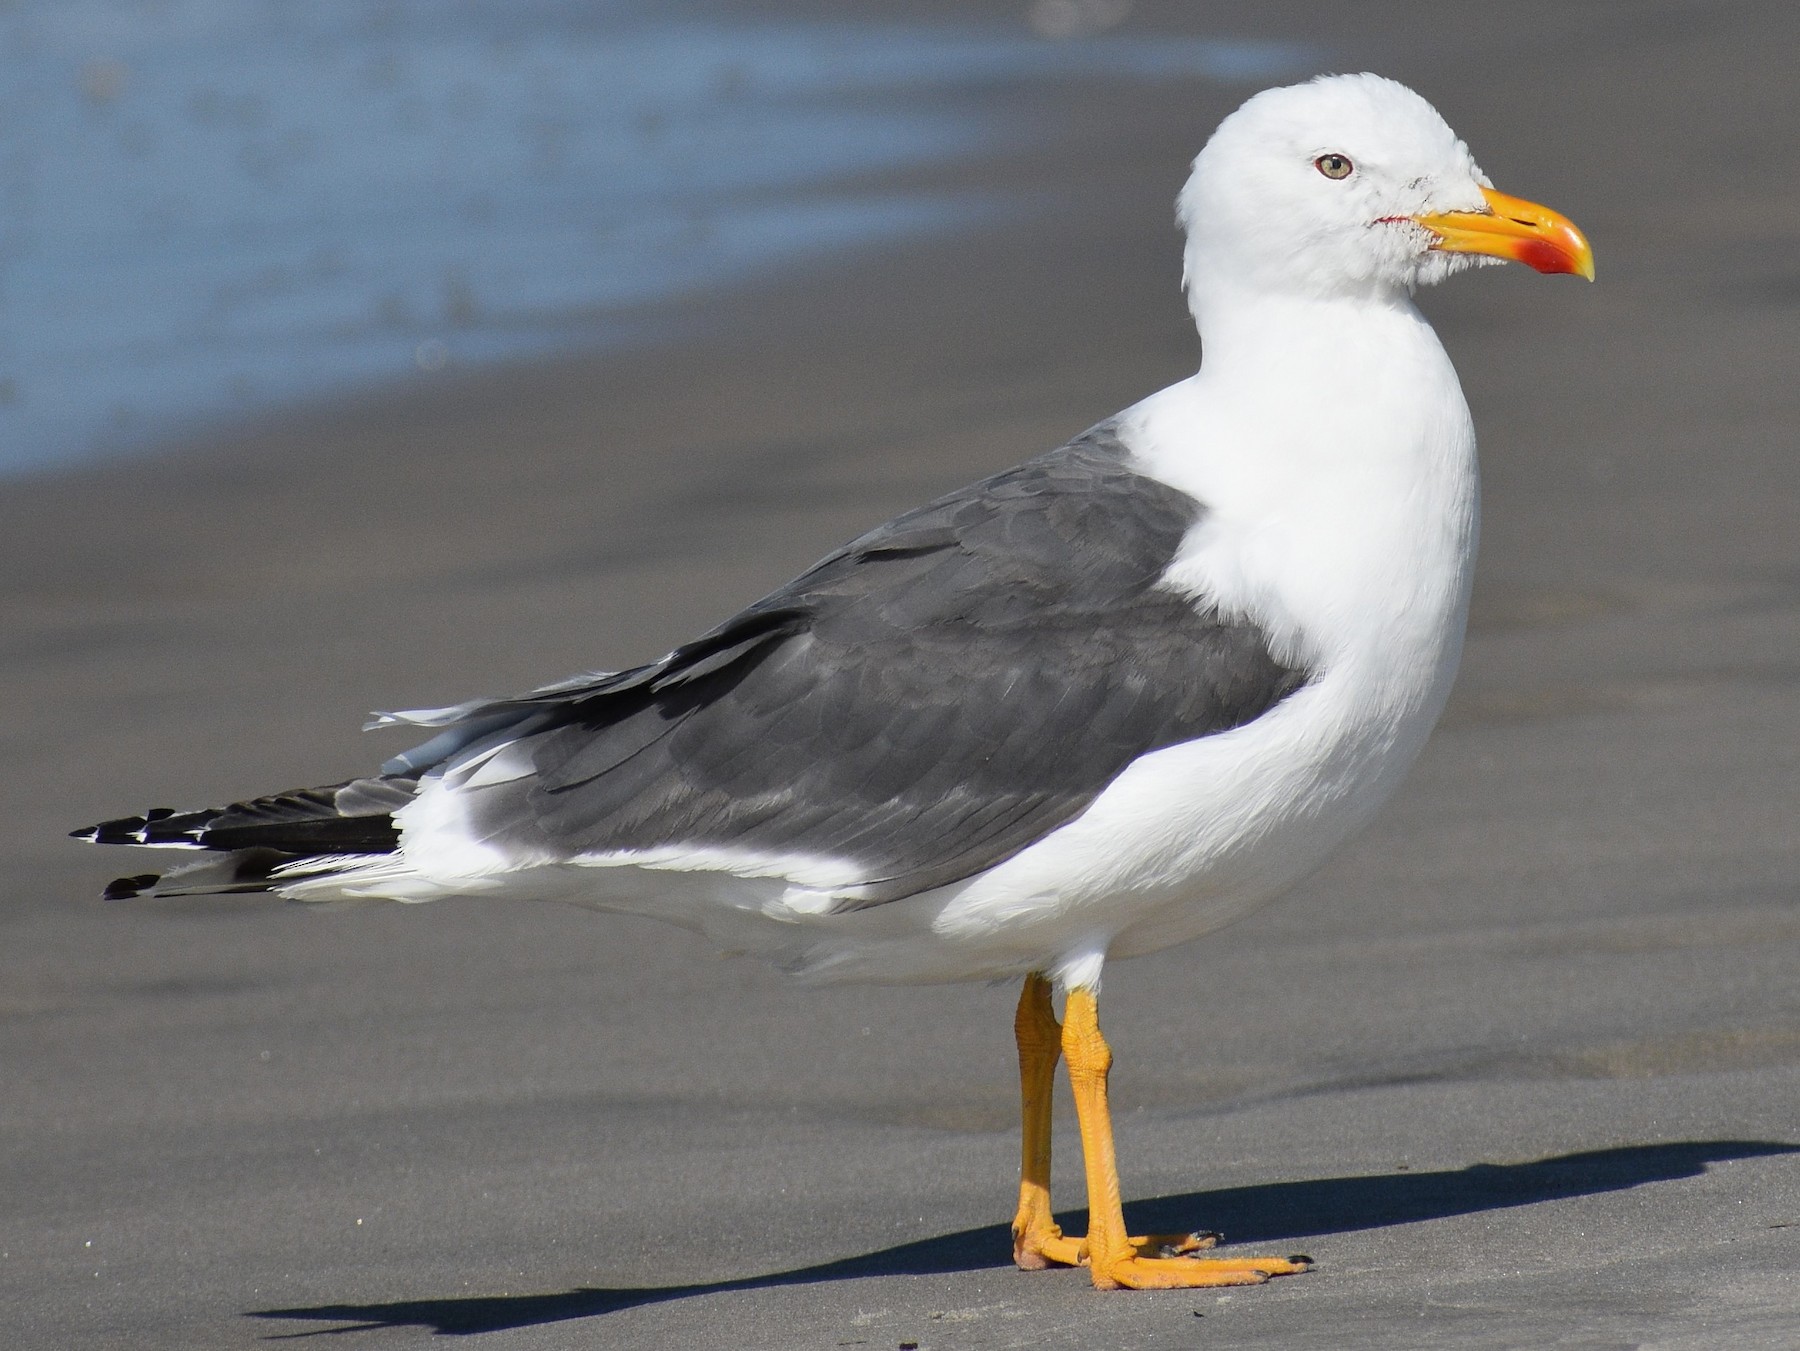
77 73 1592 1290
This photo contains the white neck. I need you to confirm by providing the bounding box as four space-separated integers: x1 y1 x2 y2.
1124 287 1480 708
1187 273 1421 374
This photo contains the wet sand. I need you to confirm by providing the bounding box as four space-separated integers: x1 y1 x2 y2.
5 3 1799 1347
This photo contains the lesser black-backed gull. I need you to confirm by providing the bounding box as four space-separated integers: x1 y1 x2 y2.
77 73 1593 1290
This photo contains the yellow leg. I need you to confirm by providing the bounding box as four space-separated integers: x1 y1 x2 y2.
1011 973 1083 1268
1011 975 1228 1273
1061 987 1312 1290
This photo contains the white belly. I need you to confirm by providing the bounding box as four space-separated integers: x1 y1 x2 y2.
778 619 1465 987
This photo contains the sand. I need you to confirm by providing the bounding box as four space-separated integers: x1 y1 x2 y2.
4 3 1798 1346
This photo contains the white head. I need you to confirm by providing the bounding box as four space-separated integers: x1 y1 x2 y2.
1178 74 1592 314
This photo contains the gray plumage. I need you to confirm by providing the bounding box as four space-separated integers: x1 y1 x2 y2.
78 422 1310 906
435 422 1309 905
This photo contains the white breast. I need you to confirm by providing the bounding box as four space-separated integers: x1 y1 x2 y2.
906 294 1481 983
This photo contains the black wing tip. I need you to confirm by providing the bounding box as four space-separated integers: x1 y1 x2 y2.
102 873 162 900
71 816 149 845
73 792 402 858
72 807 203 847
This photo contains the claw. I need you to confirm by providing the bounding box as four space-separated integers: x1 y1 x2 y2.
1153 1230 1220 1258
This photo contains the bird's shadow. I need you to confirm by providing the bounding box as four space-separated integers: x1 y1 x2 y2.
252 1138 1793 1338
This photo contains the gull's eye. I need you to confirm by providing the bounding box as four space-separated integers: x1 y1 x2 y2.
1314 153 1354 181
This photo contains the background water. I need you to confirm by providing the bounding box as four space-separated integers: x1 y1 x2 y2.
0 0 1315 475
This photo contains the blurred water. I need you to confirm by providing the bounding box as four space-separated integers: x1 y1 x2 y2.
0 1 1315 475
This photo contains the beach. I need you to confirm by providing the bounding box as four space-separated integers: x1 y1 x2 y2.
5 3 1798 1346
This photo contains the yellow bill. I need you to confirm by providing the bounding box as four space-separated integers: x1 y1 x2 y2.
1415 185 1595 280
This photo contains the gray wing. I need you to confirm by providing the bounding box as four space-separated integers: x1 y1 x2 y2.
440 423 1310 906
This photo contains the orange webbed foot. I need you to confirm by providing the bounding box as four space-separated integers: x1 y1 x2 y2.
1091 1250 1312 1291
1015 1226 1224 1270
